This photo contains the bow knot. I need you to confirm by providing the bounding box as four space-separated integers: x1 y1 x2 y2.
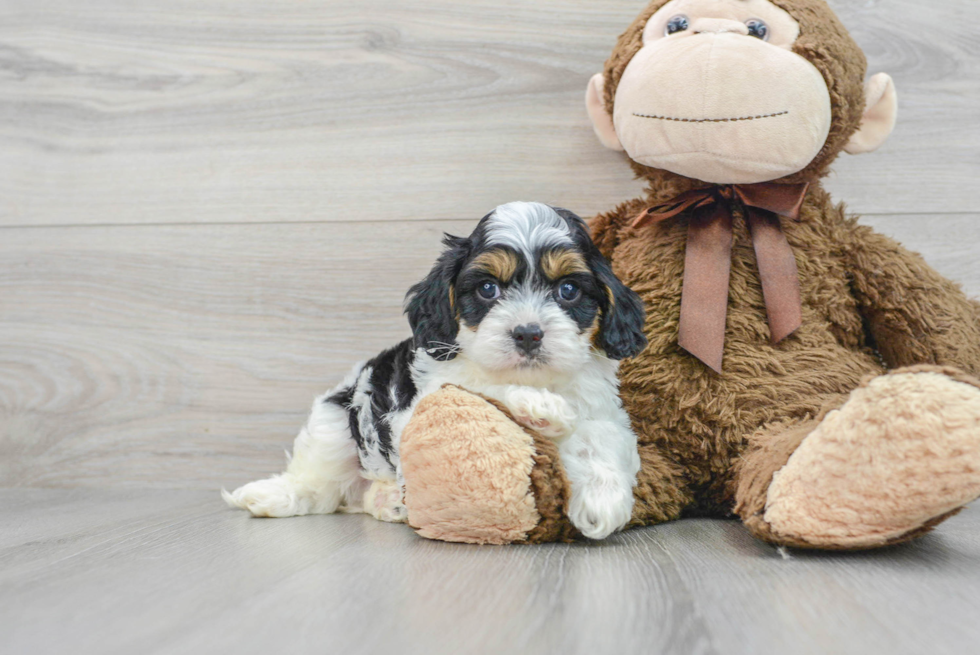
632 182 810 373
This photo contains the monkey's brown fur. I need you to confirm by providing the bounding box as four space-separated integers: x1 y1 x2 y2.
590 0 980 546
400 0 980 549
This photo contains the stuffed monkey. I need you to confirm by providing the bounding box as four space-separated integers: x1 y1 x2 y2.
400 0 980 548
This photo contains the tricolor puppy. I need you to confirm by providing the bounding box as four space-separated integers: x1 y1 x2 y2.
223 202 647 539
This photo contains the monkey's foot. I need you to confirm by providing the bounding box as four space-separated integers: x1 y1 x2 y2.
763 368 980 549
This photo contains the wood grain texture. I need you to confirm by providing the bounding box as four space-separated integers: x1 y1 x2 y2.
1 489 979 655
1 215 977 489
0 219 468 488
0 0 977 227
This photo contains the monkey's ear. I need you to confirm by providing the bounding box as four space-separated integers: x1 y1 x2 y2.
844 73 898 155
586 73 624 151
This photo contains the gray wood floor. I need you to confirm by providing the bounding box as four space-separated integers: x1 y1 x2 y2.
2 0 980 653
2 490 980 655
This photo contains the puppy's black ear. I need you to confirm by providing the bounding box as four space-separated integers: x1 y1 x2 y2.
556 208 647 361
405 234 471 361
593 255 648 360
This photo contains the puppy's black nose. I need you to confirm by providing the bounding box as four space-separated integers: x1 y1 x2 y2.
512 324 544 355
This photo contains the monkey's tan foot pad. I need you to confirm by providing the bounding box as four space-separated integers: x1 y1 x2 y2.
400 385 576 545
764 370 980 549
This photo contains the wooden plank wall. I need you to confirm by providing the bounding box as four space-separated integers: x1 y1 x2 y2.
1 0 977 489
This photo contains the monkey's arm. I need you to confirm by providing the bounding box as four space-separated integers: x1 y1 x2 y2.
846 222 980 376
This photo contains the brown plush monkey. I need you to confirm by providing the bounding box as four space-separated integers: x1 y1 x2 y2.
399 0 980 548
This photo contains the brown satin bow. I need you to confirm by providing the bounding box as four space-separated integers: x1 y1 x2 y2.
632 182 810 374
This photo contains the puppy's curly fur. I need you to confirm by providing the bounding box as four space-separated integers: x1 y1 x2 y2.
224 202 648 540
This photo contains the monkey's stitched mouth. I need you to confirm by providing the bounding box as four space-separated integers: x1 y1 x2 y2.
633 110 789 124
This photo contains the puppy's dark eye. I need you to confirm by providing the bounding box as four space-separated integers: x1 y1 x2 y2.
745 19 769 40
477 281 501 301
557 281 581 303
664 15 690 36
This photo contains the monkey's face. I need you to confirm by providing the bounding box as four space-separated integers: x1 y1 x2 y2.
586 0 897 185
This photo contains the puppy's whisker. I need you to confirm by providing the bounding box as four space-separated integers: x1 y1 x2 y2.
425 341 463 357
427 341 461 351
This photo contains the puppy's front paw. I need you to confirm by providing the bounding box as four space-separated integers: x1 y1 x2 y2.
504 388 578 440
568 484 634 540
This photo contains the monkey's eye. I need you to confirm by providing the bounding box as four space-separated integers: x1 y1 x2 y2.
477 281 501 301
557 281 582 303
745 19 769 40
664 15 690 36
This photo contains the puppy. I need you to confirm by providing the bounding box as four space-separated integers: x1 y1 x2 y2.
223 202 647 539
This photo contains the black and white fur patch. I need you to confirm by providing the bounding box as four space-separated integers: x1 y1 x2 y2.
325 339 417 480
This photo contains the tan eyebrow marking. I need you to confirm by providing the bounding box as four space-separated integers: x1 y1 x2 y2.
469 249 520 283
540 249 590 280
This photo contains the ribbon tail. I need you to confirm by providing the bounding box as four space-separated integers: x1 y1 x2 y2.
746 208 803 343
677 204 732 374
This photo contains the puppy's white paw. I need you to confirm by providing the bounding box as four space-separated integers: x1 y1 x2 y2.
222 476 308 518
568 484 634 540
363 479 408 523
505 387 578 440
